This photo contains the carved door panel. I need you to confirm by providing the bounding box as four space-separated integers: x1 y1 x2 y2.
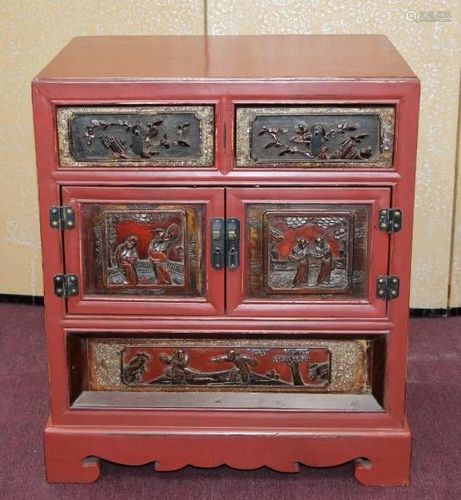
61 187 224 315
226 188 391 318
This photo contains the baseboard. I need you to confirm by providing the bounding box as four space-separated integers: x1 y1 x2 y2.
410 308 448 318
0 294 44 306
0 294 460 317
410 308 461 317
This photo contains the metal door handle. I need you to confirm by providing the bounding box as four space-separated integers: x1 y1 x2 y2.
226 218 240 271
211 218 225 269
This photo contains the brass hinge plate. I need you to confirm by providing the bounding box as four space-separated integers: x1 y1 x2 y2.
54 274 79 298
377 275 400 300
379 208 402 233
50 206 75 230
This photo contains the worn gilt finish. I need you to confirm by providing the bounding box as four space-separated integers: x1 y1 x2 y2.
33 35 419 486
236 106 394 168
57 106 215 167
86 337 372 394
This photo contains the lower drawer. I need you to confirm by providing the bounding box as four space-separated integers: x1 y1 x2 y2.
68 335 386 412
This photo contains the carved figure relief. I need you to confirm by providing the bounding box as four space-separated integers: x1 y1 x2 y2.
82 202 205 298
266 213 351 292
104 212 185 289
114 236 139 286
246 203 370 300
121 346 331 389
89 338 373 395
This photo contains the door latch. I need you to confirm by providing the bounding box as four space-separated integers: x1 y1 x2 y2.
226 218 240 271
211 218 225 269
211 218 241 270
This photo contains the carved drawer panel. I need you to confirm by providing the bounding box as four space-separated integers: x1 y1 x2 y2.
236 106 394 168
68 335 385 411
57 106 214 167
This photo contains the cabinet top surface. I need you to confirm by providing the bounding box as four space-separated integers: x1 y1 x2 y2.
35 35 416 82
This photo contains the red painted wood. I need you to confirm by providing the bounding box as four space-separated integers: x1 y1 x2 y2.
226 187 391 318
61 186 225 316
43 416 411 486
34 80 415 184
33 35 420 485
36 35 416 81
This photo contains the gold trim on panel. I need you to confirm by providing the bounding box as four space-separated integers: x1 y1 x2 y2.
88 337 370 394
235 106 395 168
57 105 215 167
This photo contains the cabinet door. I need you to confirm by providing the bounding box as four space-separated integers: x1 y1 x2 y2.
62 187 224 315
226 188 391 318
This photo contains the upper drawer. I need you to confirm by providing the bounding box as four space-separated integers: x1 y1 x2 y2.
57 105 214 167
235 106 394 169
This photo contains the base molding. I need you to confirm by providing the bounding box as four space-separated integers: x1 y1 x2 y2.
44 416 412 486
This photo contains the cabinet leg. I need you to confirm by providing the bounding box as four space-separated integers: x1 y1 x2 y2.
45 455 101 484
44 422 101 483
353 422 412 486
354 456 410 486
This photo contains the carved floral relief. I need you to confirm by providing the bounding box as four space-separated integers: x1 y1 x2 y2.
236 107 394 168
57 106 215 167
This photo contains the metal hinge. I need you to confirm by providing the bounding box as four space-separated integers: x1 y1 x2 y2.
377 275 400 300
49 206 75 230
54 274 79 298
379 208 402 233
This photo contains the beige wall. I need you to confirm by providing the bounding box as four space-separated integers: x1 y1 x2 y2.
1 1 460 308
450 92 461 308
0 1 205 296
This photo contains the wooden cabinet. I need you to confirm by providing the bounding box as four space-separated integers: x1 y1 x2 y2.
33 35 420 486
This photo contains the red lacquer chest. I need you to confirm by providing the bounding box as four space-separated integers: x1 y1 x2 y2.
32 35 420 485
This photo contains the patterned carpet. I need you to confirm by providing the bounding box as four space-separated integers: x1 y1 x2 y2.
0 303 459 499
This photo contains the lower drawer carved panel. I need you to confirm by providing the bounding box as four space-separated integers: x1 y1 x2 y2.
69 335 386 411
